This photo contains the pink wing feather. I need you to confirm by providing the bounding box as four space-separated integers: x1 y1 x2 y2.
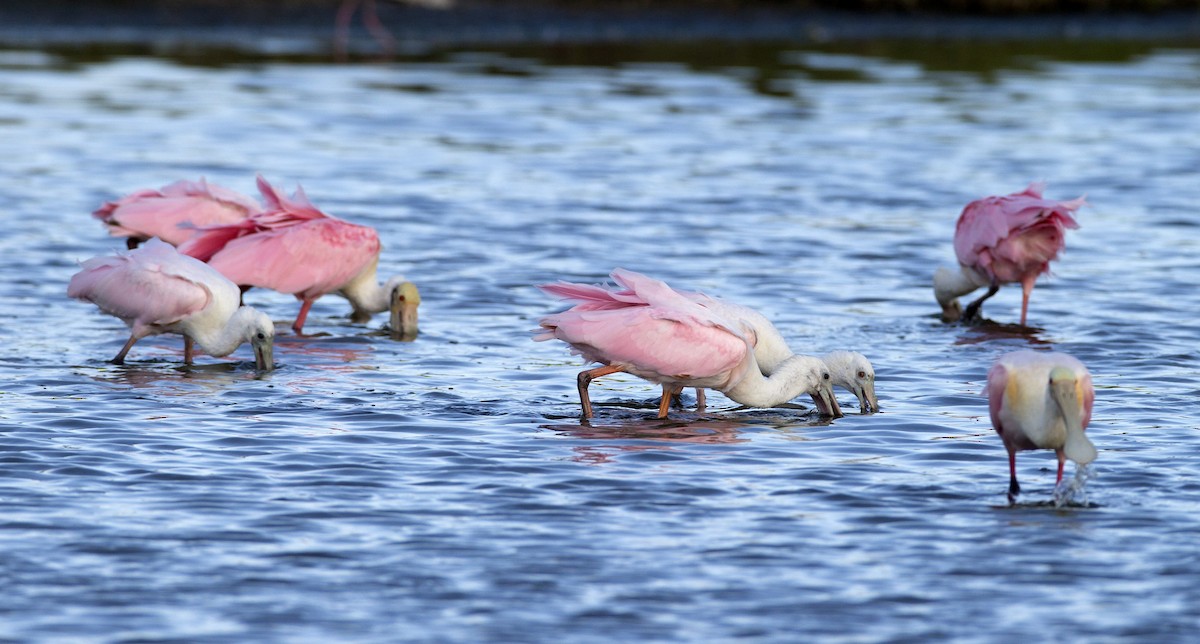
68 239 216 336
954 183 1085 284
986 362 1008 437
92 178 261 246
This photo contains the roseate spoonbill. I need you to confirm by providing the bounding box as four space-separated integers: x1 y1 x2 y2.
178 176 420 339
987 350 1096 502
93 178 262 248
534 269 842 420
934 182 1085 326
68 238 275 371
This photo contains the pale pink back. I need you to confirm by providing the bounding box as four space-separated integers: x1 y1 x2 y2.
954 183 1084 284
68 238 232 337
180 176 381 300
93 178 262 246
536 269 751 389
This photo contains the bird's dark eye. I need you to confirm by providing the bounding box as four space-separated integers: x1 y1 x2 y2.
857 371 866 378
823 373 830 380
256 332 266 340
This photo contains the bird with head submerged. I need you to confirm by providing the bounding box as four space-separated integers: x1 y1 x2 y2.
177 175 420 339
934 182 1084 326
534 269 842 420
92 177 262 249
987 349 1096 502
68 238 275 371
538 277 877 415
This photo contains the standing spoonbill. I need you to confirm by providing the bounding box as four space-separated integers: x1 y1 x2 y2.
534 269 842 420
538 279 878 414
178 175 420 339
68 238 275 371
93 178 262 248
934 182 1084 326
987 349 1096 502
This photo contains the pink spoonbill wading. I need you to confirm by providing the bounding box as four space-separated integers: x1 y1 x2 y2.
178 176 420 339
539 276 875 415
92 178 262 249
987 349 1096 502
535 269 843 420
934 182 1084 326
68 238 275 371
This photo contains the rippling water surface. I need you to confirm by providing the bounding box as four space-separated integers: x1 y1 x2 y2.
1 38 1198 641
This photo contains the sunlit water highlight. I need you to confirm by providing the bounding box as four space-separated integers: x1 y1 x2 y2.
1 39 1198 641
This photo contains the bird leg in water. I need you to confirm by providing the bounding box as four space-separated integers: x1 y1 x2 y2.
184 336 194 365
1055 450 1066 484
695 388 706 412
658 384 684 419
576 365 623 419
292 299 315 335
111 335 139 365
963 283 1000 322
1007 451 1021 503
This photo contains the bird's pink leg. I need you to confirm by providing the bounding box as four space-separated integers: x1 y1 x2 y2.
111 335 138 365
292 300 315 335
695 388 707 412
658 384 684 419
577 365 623 419
361 0 397 57
1055 450 1066 485
1019 275 1037 327
1007 450 1021 502
184 336 194 365
333 0 360 61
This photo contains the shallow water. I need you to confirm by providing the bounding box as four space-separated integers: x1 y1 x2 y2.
1 39 1198 641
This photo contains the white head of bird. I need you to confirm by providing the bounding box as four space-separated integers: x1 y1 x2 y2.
933 265 988 323
822 350 879 414
340 263 420 340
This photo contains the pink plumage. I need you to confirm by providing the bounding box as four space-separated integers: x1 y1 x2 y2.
536 269 751 390
177 176 385 334
935 182 1085 326
954 182 1084 285
535 270 842 420
67 238 275 369
92 178 262 247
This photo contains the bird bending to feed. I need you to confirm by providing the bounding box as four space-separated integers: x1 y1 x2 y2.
987 349 1096 502
178 175 420 338
93 178 262 248
539 277 876 415
934 182 1084 326
534 269 842 420
68 238 275 371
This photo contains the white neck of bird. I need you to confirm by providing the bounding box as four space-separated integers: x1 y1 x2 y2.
192 307 257 357
339 260 403 315
724 354 822 409
933 265 987 307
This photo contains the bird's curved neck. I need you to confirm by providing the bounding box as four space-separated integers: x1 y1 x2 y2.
934 265 988 306
339 260 396 314
724 354 817 408
191 307 255 357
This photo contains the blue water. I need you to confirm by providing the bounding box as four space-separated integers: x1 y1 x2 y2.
1 38 1198 641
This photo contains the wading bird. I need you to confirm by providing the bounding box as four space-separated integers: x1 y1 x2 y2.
178 176 420 338
535 269 842 420
92 178 262 248
539 278 878 414
68 238 275 371
987 349 1096 502
934 183 1084 326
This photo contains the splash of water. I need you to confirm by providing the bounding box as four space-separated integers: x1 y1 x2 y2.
1053 463 1095 508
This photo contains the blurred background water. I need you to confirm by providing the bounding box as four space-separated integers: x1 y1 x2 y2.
1 13 1199 641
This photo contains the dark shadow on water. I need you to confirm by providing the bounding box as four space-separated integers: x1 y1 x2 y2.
951 318 1055 346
